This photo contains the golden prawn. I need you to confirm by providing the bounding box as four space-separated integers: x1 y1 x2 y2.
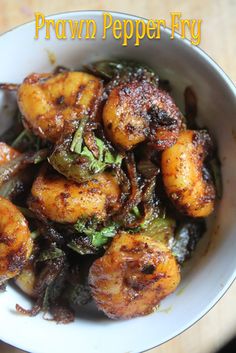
161 130 216 217
0 197 32 284
30 170 121 223
103 80 183 150
17 71 103 142
89 232 180 319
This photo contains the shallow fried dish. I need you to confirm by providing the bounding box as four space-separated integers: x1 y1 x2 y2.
0 11 236 353
0 59 220 322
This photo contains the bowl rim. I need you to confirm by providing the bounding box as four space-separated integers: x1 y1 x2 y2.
0 10 236 353
1 9 235 92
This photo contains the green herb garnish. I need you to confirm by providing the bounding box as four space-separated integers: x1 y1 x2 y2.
37 247 65 262
70 120 123 174
70 117 88 154
74 219 118 247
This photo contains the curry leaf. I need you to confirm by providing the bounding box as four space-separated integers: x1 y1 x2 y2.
67 239 97 255
65 283 92 306
37 247 65 262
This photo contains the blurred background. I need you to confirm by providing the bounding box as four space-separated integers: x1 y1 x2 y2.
0 1 235 353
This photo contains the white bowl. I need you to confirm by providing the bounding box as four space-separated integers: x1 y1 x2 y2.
0 11 236 353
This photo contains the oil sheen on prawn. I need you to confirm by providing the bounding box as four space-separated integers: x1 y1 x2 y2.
17 71 103 142
29 170 121 223
162 130 216 217
0 60 219 322
103 80 183 151
0 197 32 284
89 232 180 319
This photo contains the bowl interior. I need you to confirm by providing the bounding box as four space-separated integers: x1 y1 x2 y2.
0 11 236 353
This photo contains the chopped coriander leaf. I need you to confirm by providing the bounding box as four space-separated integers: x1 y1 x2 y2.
91 224 118 247
70 122 123 175
80 137 123 173
74 219 118 248
80 145 106 173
